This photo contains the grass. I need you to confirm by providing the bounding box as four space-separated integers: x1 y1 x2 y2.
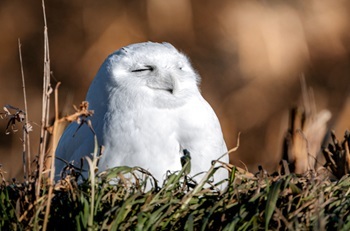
1 158 350 230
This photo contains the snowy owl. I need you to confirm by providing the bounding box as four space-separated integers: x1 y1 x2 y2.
55 42 228 186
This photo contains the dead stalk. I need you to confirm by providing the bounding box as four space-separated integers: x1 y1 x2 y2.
51 82 61 167
39 1 53 231
37 0 51 198
18 39 31 181
42 82 61 231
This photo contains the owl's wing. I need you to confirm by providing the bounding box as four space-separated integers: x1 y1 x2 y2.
55 121 96 179
202 98 228 155
175 93 228 188
178 95 228 164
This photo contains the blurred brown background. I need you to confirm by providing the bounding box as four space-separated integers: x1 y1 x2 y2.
0 0 349 180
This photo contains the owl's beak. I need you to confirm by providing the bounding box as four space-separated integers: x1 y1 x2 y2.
167 73 180 95
147 71 180 95
155 73 178 95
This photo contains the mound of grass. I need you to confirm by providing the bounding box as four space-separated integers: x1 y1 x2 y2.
1 160 350 230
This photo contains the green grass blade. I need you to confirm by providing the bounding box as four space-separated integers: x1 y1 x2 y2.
264 180 282 230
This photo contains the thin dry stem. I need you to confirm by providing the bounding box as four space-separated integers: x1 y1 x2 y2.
42 82 62 230
40 1 52 231
37 0 51 197
50 82 61 168
18 39 31 180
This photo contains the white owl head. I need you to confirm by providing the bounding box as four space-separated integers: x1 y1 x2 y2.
88 42 201 109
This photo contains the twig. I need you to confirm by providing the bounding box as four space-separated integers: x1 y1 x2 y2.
40 1 52 230
42 82 61 231
18 39 31 181
50 82 61 168
37 0 51 198
86 135 99 231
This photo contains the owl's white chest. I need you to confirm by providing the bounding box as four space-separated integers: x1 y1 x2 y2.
96 92 225 183
101 107 181 169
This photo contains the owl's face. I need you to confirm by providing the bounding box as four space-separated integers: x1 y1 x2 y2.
103 42 200 100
